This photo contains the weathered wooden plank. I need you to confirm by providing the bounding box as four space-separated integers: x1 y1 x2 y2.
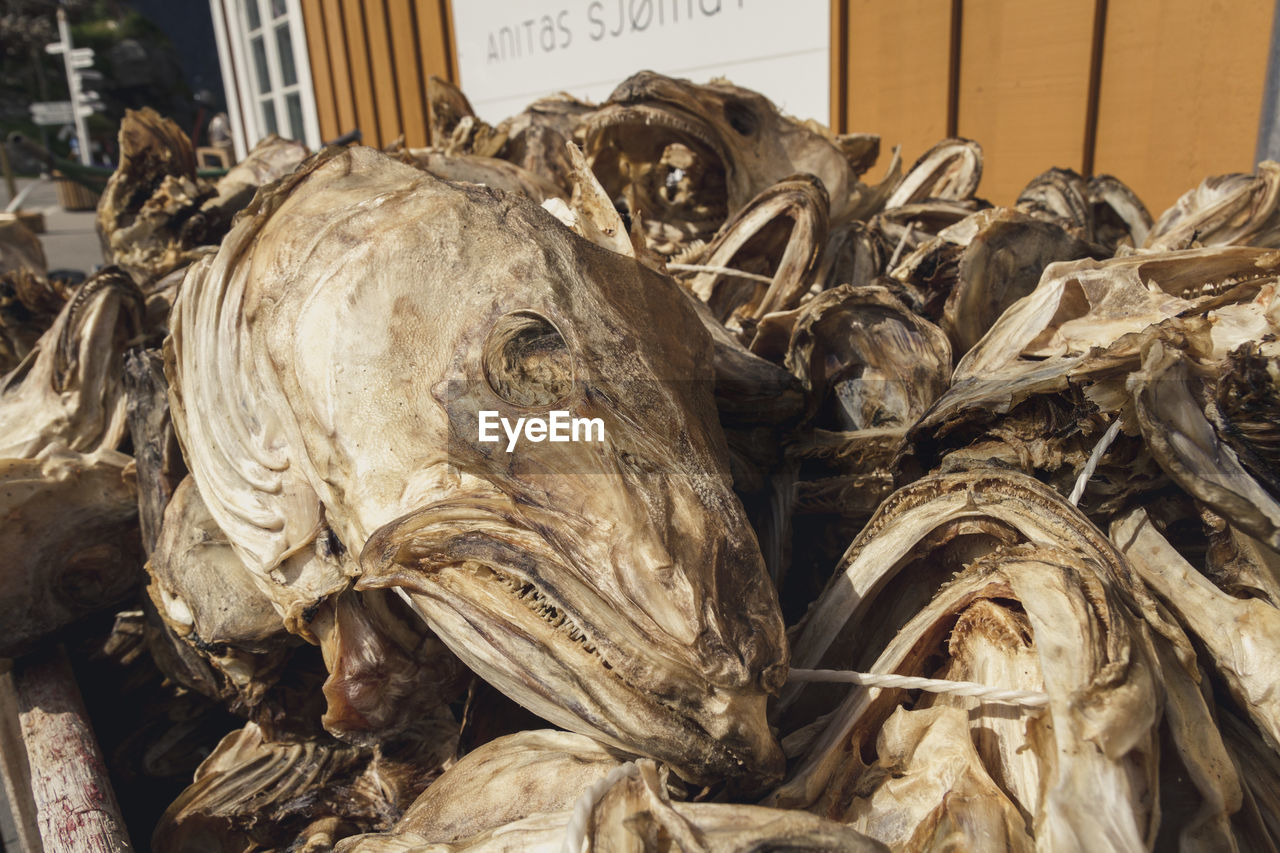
0 668 43 853
13 648 132 852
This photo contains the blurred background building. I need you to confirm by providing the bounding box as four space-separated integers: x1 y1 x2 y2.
4 1 1278 213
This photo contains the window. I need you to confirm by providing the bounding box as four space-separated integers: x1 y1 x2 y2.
240 0 310 143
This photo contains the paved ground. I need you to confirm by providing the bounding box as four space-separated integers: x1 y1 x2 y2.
10 176 105 275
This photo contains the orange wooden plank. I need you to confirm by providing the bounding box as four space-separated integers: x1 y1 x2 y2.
956 0 1095 205
845 0 951 173
300 0 339 141
387 0 428 146
1093 0 1273 216
363 0 403 145
320 0 357 134
341 0 382 146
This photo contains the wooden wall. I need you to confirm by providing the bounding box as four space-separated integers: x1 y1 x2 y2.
302 0 1274 216
832 0 1276 215
299 0 457 148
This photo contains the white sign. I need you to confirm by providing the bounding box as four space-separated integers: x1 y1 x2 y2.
452 0 830 127
30 100 75 126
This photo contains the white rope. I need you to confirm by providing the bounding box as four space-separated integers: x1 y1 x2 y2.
666 263 775 284
886 220 917 272
788 668 1050 708
559 762 639 853
1068 418 1124 506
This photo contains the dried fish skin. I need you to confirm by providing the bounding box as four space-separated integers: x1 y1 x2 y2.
0 447 140 656
919 248 1280 436
97 108 217 287
0 221 66 374
684 174 829 331
942 208 1098 356
840 705 1034 852
340 758 886 852
0 267 143 459
1146 161 1280 251
1129 339 1280 550
154 716 458 853
883 138 983 209
784 284 951 432
199 133 309 226
1115 507 1280 746
400 149 567 203
775 546 1163 853
782 468 1158 699
0 217 47 277
394 730 636 844
168 146 787 787
585 71 865 253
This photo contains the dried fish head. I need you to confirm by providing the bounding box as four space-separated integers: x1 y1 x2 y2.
1088 174 1152 252
1146 161 1280 250
585 71 859 253
168 146 787 787
97 108 216 286
1015 166 1093 239
400 149 567 202
883 138 983 208
0 267 143 459
683 173 829 332
0 447 140 656
785 284 951 432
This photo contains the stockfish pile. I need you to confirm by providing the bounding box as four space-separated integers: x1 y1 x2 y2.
3 71 1280 852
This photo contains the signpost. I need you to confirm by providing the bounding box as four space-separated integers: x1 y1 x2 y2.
29 101 76 127
44 9 94 165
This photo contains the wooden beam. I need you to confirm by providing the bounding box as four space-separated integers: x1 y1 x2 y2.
946 0 962 138
1082 0 1108 176
13 648 133 852
0 668 42 853
830 0 849 133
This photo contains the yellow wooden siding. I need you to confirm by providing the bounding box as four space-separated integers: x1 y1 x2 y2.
300 0 456 148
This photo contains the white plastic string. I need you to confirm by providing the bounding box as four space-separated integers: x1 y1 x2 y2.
886 220 917 272
788 668 1050 708
1068 418 1124 506
665 263 775 284
560 762 640 853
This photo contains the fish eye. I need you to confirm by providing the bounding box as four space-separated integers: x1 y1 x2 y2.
724 100 757 136
482 310 573 407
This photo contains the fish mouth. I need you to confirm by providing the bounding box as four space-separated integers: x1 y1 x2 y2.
585 101 730 252
357 498 785 790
